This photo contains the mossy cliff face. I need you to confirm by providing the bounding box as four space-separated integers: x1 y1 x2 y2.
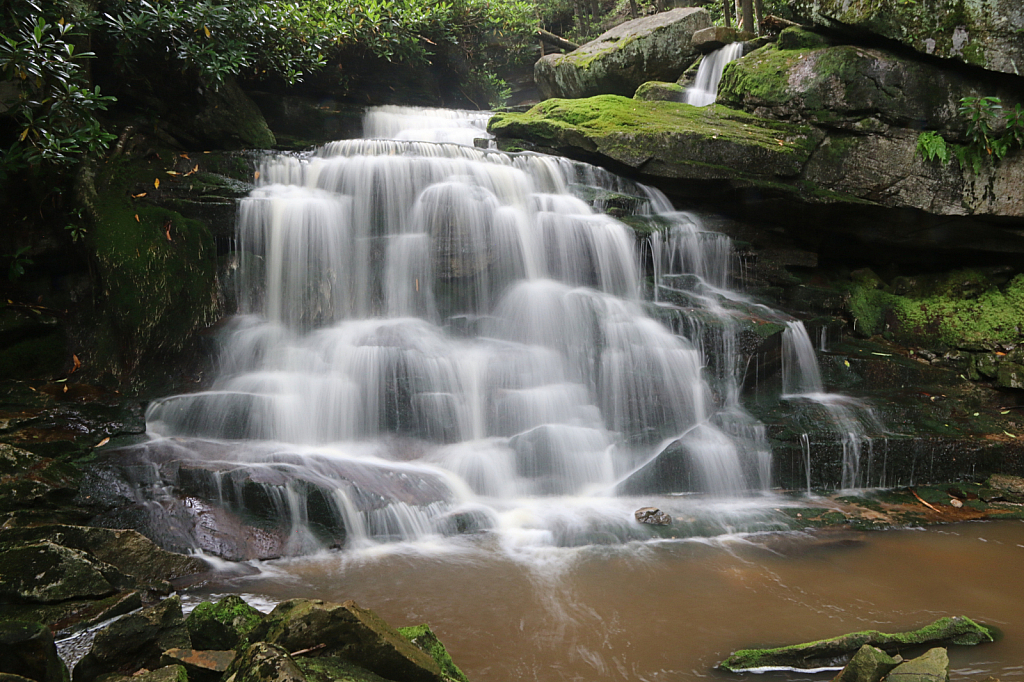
534 8 710 99
89 159 220 379
844 269 1024 388
718 28 1024 134
489 95 822 183
790 0 1024 75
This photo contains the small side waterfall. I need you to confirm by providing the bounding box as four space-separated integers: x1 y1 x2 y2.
684 43 744 107
781 321 885 489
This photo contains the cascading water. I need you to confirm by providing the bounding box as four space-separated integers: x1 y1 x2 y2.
781 320 886 489
684 43 744 107
134 105 801 557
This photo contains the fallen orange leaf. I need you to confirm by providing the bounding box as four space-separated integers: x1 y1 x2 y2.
254 170 261 181
132 192 147 199
134 214 140 222
179 153 190 159
71 354 82 373
95 437 110 448
154 178 160 189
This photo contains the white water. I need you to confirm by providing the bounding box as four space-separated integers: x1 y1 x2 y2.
136 106 801 556
781 321 885 489
684 43 745 107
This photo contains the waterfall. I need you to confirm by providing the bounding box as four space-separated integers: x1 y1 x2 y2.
781 321 885 489
684 43 744 107
130 104 883 557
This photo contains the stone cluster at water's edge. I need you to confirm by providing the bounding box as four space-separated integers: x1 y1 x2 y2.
0 594 469 682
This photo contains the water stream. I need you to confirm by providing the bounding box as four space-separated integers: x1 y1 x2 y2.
684 43 744 107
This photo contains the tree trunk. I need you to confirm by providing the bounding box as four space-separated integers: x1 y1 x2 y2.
536 28 580 52
628 0 638 18
722 0 731 27
741 0 754 33
753 0 764 33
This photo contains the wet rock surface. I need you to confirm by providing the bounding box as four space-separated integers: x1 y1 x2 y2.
186 595 265 651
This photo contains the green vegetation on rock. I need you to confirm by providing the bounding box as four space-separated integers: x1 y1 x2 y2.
847 270 1024 350
399 625 470 682
187 596 264 651
719 616 993 671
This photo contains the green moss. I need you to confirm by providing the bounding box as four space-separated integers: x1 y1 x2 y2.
846 271 1024 349
719 616 994 671
776 26 831 50
89 158 219 375
399 625 469 682
187 595 264 650
295 656 392 682
489 96 814 156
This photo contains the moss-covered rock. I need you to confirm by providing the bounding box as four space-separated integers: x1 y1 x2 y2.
226 643 304 682
0 621 69 682
86 155 221 379
0 525 205 588
833 645 903 682
0 542 119 604
887 647 949 682
633 81 684 102
246 600 443 682
846 270 1024 351
190 77 275 150
718 616 992 671
292 657 391 682
534 8 710 99
398 625 469 682
790 0 1024 75
186 596 264 650
488 95 821 183
718 30 1023 134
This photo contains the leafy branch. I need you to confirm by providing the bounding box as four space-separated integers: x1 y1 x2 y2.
917 96 1024 173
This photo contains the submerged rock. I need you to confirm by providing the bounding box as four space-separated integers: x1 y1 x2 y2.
634 507 672 525
718 616 992 671
534 8 710 99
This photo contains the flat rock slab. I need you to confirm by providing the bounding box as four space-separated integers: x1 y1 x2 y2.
718 616 992 671
887 648 950 682
535 8 711 99
0 542 117 604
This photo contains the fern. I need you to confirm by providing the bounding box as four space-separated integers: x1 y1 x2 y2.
916 131 950 164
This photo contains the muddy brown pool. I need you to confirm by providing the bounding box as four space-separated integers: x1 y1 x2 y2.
185 519 1024 681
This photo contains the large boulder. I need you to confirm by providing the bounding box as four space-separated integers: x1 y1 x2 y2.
72 596 191 682
0 542 120 604
534 8 711 99
718 28 1024 135
790 0 1024 76
247 599 444 682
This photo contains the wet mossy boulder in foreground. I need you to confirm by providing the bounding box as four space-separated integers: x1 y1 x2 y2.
397 625 470 682
534 8 710 99
247 599 444 682
718 615 992 671
186 595 264 650
790 0 1024 75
